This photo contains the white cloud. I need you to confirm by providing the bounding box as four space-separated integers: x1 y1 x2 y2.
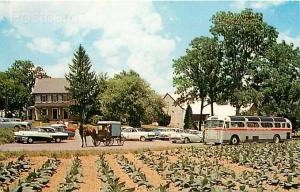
43 57 71 78
230 0 285 10
278 32 300 47
26 37 70 54
0 1 176 93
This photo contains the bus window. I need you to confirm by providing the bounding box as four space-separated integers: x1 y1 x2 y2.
204 120 224 128
287 123 291 128
225 122 229 128
247 122 259 127
274 123 281 128
231 122 245 128
282 123 286 128
261 122 273 128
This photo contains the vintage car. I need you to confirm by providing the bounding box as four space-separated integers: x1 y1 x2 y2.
14 127 68 144
50 124 75 138
170 129 203 143
121 128 156 141
158 128 184 140
0 118 32 129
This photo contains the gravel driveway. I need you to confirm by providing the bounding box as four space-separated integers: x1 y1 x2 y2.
0 131 202 151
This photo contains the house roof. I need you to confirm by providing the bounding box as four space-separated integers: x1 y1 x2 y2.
163 93 184 110
32 78 69 94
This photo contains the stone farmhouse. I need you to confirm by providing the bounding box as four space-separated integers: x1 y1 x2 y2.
28 78 70 121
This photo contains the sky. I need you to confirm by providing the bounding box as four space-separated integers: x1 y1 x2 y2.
0 0 299 94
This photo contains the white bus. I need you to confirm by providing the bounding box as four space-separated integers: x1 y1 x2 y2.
203 116 292 145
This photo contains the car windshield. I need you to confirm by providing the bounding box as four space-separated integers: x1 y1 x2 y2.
31 128 40 131
188 130 201 134
136 128 144 132
204 120 224 128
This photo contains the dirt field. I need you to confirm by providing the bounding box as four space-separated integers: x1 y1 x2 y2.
1 141 300 192
0 131 201 152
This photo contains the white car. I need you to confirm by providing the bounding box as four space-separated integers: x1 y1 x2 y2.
14 127 68 144
158 128 183 140
121 128 156 141
170 129 203 143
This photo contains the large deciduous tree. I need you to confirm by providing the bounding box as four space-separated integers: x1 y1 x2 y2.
210 9 278 115
65 45 100 147
255 41 300 130
6 60 48 109
0 72 27 117
100 70 164 127
173 36 222 125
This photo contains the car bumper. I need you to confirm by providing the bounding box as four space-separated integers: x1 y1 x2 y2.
14 136 27 142
170 137 184 143
146 135 156 140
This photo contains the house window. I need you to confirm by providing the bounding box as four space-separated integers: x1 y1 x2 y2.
52 95 58 102
41 95 47 103
41 108 47 116
62 94 68 101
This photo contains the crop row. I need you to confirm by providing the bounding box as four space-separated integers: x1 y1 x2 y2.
137 150 292 192
9 158 60 192
117 155 153 190
58 156 83 191
0 155 31 189
97 154 135 192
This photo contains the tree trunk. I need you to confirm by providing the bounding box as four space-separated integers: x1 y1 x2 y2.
199 97 204 131
236 105 241 116
210 96 214 116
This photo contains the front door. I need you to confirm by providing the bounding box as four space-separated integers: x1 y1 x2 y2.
63 109 68 119
52 108 58 120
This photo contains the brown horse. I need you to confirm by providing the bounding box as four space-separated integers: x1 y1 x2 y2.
80 124 97 147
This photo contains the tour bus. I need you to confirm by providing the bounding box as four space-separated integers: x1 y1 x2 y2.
203 116 292 145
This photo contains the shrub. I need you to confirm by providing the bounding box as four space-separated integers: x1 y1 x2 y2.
158 113 171 126
41 114 49 123
0 128 15 144
89 115 102 125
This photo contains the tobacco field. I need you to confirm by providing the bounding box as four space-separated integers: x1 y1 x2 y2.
1 141 300 192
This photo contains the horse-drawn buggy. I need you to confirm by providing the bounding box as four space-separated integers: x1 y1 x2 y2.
93 121 125 146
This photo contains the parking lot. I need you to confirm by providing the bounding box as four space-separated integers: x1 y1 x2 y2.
0 131 202 151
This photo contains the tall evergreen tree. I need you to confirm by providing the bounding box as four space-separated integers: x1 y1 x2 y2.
184 104 193 130
65 45 100 147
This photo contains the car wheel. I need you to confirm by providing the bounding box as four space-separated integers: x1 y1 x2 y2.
55 137 61 143
140 136 146 142
14 126 20 131
184 137 190 144
27 137 34 144
230 135 239 145
273 135 281 143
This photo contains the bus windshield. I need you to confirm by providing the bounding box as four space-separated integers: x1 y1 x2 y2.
204 120 224 128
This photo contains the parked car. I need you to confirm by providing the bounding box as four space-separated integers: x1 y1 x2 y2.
14 127 68 144
0 118 31 129
121 128 156 141
150 128 161 139
158 128 183 140
170 129 203 143
51 124 75 138
121 125 133 131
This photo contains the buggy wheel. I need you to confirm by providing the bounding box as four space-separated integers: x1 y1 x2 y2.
109 138 114 145
104 138 110 146
117 137 125 146
93 140 101 147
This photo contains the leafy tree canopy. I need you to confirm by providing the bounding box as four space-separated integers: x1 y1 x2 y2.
100 70 164 127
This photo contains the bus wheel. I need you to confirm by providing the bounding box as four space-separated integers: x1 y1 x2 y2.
230 135 239 145
273 135 281 143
